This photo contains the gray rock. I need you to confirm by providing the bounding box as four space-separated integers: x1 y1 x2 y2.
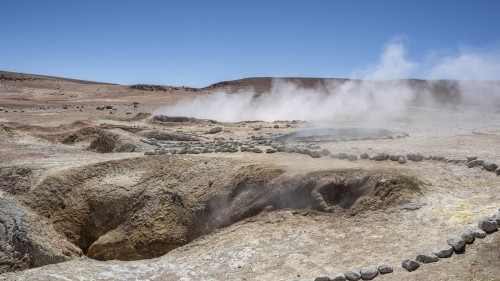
207 127 222 134
314 277 331 281
338 153 349 160
322 148 331 156
251 148 263 153
472 228 487 238
309 151 322 158
253 125 262 131
377 264 393 274
276 145 285 152
390 154 401 161
331 273 346 281
344 268 361 281
401 259 420 272
496 167 500 176
467 156 478 163
407 152 424 161
266 148 277 153
433 244 453 258
360 153 369 159
416 253 439 263
360 266 378 280
461 229 475 244
447 235 466 251
347 155 358 161
398 156 407 164
373 153 389 161
478 217 498 233
467 159 484 168
483 162 498 171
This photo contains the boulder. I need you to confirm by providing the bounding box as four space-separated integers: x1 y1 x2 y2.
322 148 331 156
433 245 453 258
360 266 378 280
472 228 487 239
251 148 263 153
466 156 478 163
407 153 424 162
467 159 484 168
416 253 439 263
401 259 420 272
398 156 407 164
309 151 322 158
373 153 389 161
207 127 223 134
266 148 277 153
338 153 349 160
347 155 358 161
331 273 346 281
483 162 498 171
447 235 466 252
478 216 498 233
360 153 369 159
390 154 400 161
461 229 475 244
314 277 331 281
344 268 361 281
377 264 393 274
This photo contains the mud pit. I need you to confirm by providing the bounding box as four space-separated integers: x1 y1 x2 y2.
1 73 500 280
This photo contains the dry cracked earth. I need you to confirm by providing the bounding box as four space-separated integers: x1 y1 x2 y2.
0 71 499 281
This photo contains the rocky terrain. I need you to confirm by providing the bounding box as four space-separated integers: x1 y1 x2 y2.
0 71 499 280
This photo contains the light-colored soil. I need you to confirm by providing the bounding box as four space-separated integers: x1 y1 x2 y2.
0 71 499 281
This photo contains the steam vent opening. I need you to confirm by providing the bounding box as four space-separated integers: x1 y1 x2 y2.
22 162 420 262
274 128 409 142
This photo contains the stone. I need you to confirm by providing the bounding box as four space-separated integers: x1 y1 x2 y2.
207 127 222 134
314 277 331 281
331 273 346 281
407 152 424 161
496 167 500 176
251 148 263 153
390 154 400 161
377 264 393 274
447 235 466 252
266 148 277 153
322 148 331 156
344 268 361 281
338 153 348 160
347 155 358 161
273 124 280 129
276 145 286 152
360 266 378 280
373 153 389 161
253 125 262 131
483 162 498 171
398 156 407 164
309 151 322 158
467 159 484 168
461 229 475 244
466 156 478 163
433 245 453 258
478 216 498 233
416 253 439 263
360 153 369 159
472 228 487 238
401 259 420 272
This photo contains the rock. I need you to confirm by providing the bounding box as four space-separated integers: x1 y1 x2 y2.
390 154 400 161
360 153 369 159
276 145 286 152
360 266 378 280
467 156 478 163
331 273 346 281
273 124 280 129
467 159 484 168
105 105 113 109
337 153 348 160
407 152 424 161
398 156 407 164
347 155 358 161
373 153 389 161
472 228 487 238
309 151 322 158
461 229 475 244
401 259 420 272
314 277 331 281
447 235 466 252
251 148 263 153
266 148 277 153
322 148 331 156
253 125 262 131
377 264 393 274
496 167 500 176
416 253 439 263
483 162 498 171
433 245 453 258
207 127 223 134
478 216 498 233
344 268 361 281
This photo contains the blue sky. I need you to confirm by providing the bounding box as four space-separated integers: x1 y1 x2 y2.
1 0 499 87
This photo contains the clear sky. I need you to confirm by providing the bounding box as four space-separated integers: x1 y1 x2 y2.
1 0 499 87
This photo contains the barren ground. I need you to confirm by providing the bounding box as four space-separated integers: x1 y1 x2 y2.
0 71 499 281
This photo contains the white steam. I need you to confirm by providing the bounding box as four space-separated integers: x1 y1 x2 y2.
156 41 500 122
